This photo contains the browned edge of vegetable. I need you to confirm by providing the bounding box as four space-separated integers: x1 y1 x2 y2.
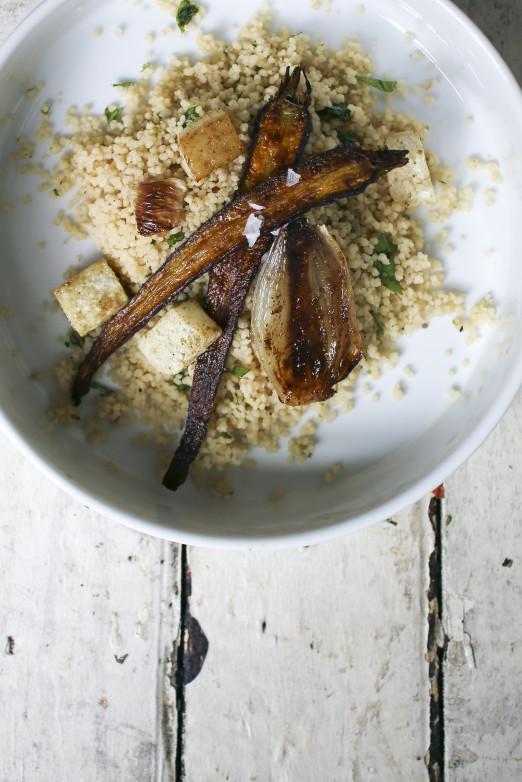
162 67 312 490
269 218 364 405
72 144 408 404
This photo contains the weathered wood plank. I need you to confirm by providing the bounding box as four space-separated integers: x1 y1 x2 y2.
443 389 522 781
0 433 181 782
182 507 432 782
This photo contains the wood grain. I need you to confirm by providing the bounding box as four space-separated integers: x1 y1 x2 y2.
182 510 432 781
0 442 181 781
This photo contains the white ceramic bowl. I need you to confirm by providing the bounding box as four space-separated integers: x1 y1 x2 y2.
0 0 521 548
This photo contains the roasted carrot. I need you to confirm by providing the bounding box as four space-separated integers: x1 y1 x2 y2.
163 67 311 490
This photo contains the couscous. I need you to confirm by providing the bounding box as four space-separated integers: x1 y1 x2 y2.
42 10 480 491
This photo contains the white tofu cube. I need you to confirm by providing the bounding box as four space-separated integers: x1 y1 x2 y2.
178 109 243 182
387 130 436 209
138 299 222 375
53 258 128 337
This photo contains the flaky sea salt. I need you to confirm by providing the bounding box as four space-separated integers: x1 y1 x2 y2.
286 168 301 186
248 202 264 210
243 213 264 248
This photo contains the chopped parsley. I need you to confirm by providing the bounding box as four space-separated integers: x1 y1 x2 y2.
356 75 397 93
53 188 59 197
373 234 403 295
91 380 115 397
65 330 84 348
164 231 185 246
141 62 151 72
225 366 251 377
105 106 123 123
150 239 156 245
176 0 199 33
317 103 352 122
337 128 360 145
112 82 134 88
502 558 513 568
221 432 232 440
446 515 453 526
170 369 190 392
223 46 229 57
169 373 190 392
231 392 239 405
373 313 384 334
182 106 199 127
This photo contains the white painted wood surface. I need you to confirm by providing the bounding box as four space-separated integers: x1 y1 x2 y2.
183 509 432 782
1 2 521 781
444 396 522 781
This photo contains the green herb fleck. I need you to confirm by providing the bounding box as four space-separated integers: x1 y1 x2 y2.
164 231 185 246
145 271 153 278
66 330 84 348
375 234 398 257
337 128 360 145
231 392 239 404
446 515 453 526
112 82 134 88
236 91 243 100
53 188 59 197
225 366 251 377
289 32 303 39
176 0 199 33
438 180 447 185
373 234 403 295
105 106 123 123
41 105 50 115
91 380 115 397
317 103 352 121
502 558 513 568
221 432 232 439
373 314 384 334
223 46 229 57
182 106 198 127
177 383 191 393
141 62 151 72
150 239 156 245
356 75 397 93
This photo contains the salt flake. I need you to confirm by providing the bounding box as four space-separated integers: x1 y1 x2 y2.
286 168 301 187
243 213 264 248
248 202 265 210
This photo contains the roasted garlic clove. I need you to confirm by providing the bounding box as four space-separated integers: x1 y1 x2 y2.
135 177 186 236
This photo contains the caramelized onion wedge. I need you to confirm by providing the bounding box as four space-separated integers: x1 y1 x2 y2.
251 219 363 405
72 144 407 404
135 177 186 236
163 67 311 490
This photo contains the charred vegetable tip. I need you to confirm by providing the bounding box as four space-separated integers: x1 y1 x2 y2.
280 66 311 106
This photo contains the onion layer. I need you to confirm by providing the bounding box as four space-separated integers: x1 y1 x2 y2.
251 218 363 405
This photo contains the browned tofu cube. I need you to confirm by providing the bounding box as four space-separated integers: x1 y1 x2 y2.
53 258 128 337
178 109 243 182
